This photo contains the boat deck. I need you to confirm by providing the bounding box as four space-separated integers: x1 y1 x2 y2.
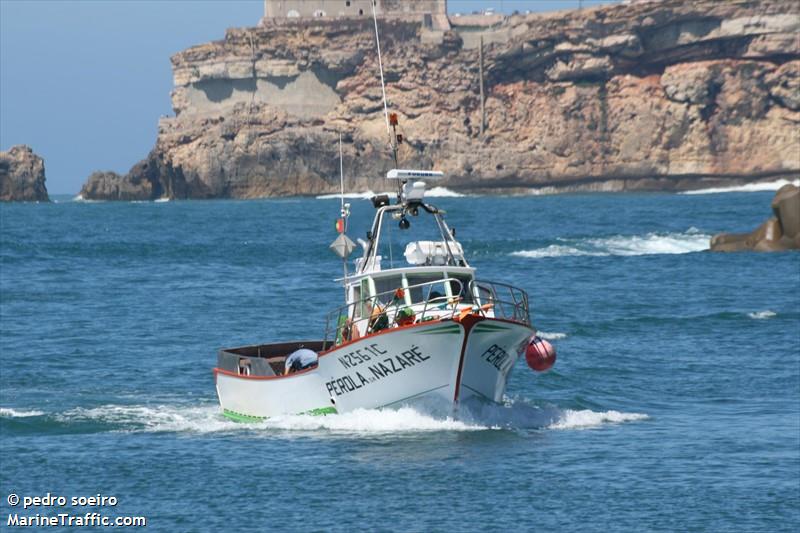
218 340 325 377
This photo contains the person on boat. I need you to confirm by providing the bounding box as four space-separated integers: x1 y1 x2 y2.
341 317 361 343
283 348 319 375
395 307 415 327
367 288 406 333
367 298 389 333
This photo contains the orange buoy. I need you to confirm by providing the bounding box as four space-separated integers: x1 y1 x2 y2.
525 336 556 372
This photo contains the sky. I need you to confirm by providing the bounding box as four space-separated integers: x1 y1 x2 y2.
1 0 614 194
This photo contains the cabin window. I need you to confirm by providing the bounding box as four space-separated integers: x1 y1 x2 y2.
406 273 446 304
450 276 474 304
352 285 361 318
346 1 351 6
372 276 404 305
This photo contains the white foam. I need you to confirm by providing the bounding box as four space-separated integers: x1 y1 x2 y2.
55 404 485 435
511 230 710 258
263 407 485 433
154 197 170 203
49 402 648 434
59 404 238 434
748 310 777 319
425 187 465 197
71 195 106 203
0 407 45 418
512 245 598 258
547 409 649 430
458 400 648 431
538 331 567 340
682 179 800 195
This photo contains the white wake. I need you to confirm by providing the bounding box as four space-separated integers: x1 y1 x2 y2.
511 229 710 258
682 179 800 195
39 402 648 435
547 409 649 430
748 310 777 319
263 407 483 433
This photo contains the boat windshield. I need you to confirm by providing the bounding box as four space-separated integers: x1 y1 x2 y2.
373 275 404 304
449 274 474 304
406 272 447 303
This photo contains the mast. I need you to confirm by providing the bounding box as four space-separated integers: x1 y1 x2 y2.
371 0 395 158
338 133 350 301
370 0 403 198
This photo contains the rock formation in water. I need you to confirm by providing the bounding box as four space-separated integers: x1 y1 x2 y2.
710 184 800 252
0 145 49 202
80 0 800 200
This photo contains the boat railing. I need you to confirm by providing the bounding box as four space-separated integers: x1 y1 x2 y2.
323 278 466 350
469 279 531 326
322 278 532 350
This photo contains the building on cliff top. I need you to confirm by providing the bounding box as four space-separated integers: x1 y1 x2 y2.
263 0 449 28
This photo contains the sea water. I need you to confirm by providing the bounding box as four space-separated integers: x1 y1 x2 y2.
1 190 798 531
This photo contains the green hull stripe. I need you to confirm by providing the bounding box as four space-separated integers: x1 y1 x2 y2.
473 325 512 333
419 326 461 335
305 406 338 416
222 409 265 423
222 406 337 422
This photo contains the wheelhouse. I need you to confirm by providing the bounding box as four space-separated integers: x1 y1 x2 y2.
323 172 531 349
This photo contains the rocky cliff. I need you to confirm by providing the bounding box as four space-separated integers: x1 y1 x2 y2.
1 145 49 202
80 0 800 200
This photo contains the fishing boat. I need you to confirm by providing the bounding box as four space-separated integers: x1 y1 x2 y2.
213 5 556 422
213 166 556 420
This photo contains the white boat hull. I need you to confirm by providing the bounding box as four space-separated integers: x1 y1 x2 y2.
214 317 534 420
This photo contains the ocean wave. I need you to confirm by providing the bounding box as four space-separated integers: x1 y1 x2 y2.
511 230 710 258
547 409 649 430
425 187 465 197
748 310 777 320
681 179 800 195
538 331 568 340
72 194 104 203
0 407 46 418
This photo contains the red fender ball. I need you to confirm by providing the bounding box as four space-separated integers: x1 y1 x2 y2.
526 336 556 372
